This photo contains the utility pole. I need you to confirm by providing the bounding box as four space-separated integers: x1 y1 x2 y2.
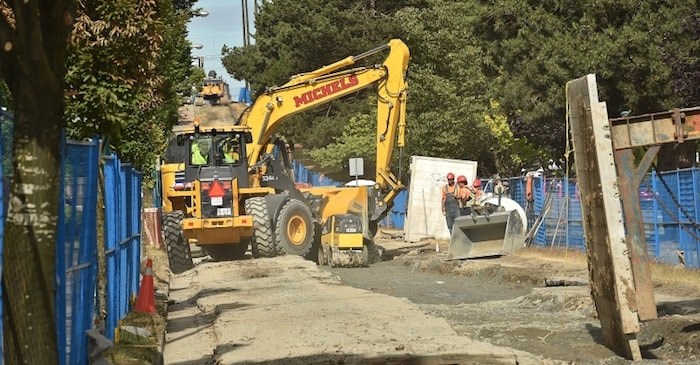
241 0 250 47
241 0 251 93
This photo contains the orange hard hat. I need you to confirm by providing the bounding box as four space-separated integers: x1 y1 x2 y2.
473 178 482 187
447 172 455 180
457 175 467 183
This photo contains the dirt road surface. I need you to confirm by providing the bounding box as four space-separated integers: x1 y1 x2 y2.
163 239 700 365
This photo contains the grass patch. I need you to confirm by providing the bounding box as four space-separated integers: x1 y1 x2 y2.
103 305 167 364
650 262 700 297
516 247 700 297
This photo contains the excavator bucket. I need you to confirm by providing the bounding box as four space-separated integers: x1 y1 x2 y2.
447 209 526 260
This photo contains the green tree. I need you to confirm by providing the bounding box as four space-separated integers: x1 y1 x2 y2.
0 2 76 363
472 0 698 168
65 0 196 180
221 0 414 153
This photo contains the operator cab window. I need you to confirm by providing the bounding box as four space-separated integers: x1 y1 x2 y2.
190 136 212 165
217 136 242 165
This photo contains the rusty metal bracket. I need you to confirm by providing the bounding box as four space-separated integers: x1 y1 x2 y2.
609 106 700 149
672 108 687 143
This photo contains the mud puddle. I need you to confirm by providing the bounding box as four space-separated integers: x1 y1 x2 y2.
320 258 532 305
321 251 700 364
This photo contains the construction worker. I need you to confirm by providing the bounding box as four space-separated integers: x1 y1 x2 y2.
456 175 472 216
441 172 460 232
469 178 487 218
191 140 208 165
471 178 484 202
222 141 240 163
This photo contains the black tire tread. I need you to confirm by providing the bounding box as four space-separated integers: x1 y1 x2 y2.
163 211 194 274
245 197 276 258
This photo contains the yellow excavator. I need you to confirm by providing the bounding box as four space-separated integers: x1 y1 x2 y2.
159 39 408 272
241 39 408 266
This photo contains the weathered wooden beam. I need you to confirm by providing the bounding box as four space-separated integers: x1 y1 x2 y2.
633 146 661 188
614 148 657 321
567 74 641 361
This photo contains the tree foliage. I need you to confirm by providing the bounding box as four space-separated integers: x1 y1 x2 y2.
221 0 698 177
65 0 197 181
221 0 419 168
472 0 698 159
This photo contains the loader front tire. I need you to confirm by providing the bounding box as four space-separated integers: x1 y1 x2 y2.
245 197 276 258
275 199 314 256
163 211 194 274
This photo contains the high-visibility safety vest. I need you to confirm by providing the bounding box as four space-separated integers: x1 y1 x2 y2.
191 144 207 164
223 151 239 163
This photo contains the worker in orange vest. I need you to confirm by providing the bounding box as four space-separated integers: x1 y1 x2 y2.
441 172 460 231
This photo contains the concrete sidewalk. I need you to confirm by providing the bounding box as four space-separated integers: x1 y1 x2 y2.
163 255 558 365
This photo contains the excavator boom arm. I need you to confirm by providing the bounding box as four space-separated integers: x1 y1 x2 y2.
243 39 410 219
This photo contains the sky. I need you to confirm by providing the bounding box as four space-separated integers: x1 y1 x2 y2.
187 0 256 91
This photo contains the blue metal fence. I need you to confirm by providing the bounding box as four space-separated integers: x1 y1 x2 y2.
291 160 408 228
237 87 252 104
380 190 408 229
0 122 142 363
104 155 142 341
57 139 100 365
507 169 700 268
292 160 343 187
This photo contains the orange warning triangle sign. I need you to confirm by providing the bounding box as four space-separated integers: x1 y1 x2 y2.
208 180 225 197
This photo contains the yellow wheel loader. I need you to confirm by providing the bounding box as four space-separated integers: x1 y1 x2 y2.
159 39 409 272
200 70 229 105
160 121 260 273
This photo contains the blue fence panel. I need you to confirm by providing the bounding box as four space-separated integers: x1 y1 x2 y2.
118 164 129 322
237 87 252 104
383 190 407 229
0 129 142 362
57 139 100 365
104 155 143 341
104 155 120 339
691 170 700 267
566 180 586 250
505 168 700 268
292 160 342 187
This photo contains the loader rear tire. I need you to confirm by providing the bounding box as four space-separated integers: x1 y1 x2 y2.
245 197 276 258
163 211 194 274
275 199 314 256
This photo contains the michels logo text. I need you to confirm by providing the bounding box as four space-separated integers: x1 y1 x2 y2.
294 75 359 107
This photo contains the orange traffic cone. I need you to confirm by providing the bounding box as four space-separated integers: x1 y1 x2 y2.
135 259 156 314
